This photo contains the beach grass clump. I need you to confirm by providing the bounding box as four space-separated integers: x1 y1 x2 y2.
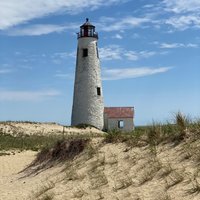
29 138 90 167
146 122 163 146
0 133 63 151
104 129 129 143
103 128 146 147
74 123 96 129
169 112 189 143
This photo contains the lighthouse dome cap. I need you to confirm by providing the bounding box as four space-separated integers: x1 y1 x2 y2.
80 18 95 28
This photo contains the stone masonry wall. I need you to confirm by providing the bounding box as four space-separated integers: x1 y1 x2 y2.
71 37 104 130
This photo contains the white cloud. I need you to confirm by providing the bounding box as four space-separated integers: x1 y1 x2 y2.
143 4 154 9
6 24 75 36
55 67 172 81
112 34 123 39
52 51 76 64
99 45 156 61
165 15 200 30
187 43 199 48
54 51 76 59
55 73 73 79
4 15 151 36
99 45 123 60
0 90 60 101
0 0 127 30
162 0 200 30
163 0 200 13
160 42 198 48
123 51 138 61
102 67 172 80
98 16 151 32
124 51 156 60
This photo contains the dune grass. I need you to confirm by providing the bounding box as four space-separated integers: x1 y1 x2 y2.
0 112 199 154
0 134 64 152
30 138 90 166
104 112 200 147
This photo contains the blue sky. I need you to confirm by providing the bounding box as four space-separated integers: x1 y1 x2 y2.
0 0 199 125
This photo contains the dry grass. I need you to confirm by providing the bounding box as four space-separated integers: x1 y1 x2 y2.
104 112 200 151
187 178 200 195
165 170 184 189
158 163 174 178
139 158 162 185
34 138 89 164
31 181 55 200
23 138 90 175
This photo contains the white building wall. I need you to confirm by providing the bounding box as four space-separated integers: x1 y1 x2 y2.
71 37 104 130
104 116 134 132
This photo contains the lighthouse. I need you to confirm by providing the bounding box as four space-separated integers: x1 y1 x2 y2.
71 18 104 130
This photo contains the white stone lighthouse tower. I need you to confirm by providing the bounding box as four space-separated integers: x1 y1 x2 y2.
71 18 104 130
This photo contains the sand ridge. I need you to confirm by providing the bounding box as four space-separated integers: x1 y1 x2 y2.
0 122 103 136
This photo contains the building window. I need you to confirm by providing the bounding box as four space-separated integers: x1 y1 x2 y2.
118 120 124 128
97 87 101 96
83 48 88 57
96 43 99 58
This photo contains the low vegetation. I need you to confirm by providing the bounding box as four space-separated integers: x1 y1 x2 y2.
1 112 199 152
0 134 63 152
104 112 200 147
1 112 200 200
29 138 90 167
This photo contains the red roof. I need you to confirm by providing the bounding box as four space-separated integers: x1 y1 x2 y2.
104 107 134 118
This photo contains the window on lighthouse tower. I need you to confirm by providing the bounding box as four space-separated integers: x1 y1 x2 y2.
83 48 88 57
97 87 101 96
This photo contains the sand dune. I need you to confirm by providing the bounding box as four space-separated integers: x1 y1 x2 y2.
0 142 199 199
0 122 200 200
0 122 103 136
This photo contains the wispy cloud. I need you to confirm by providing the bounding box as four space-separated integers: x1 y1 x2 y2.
52 51 76 64
55 67 172 81
55 73 73 79
124 51 156 60
165 15 200 30
54 52 76 59
0 69 13 74
6 24 77 36
163 0 200 13
162 0 200 30
0 0 127 30
112 34 123 39
98 16 151 32
160 42 198 48
102 67 172 80
99 45 123 60
4 15 152 36
99 45 156 61
0 89 60 101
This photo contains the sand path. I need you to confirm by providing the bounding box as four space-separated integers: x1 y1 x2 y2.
0 151 37 200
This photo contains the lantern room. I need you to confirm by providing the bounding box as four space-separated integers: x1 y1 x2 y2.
77 18 98 39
